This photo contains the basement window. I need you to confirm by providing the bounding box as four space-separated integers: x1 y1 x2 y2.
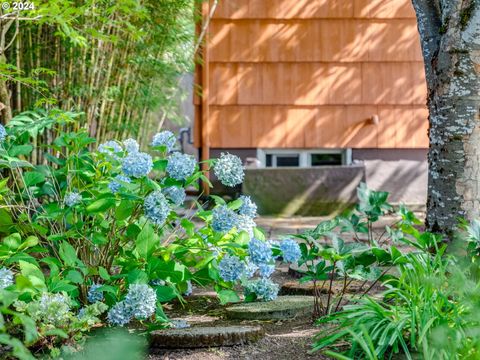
259 149 351 168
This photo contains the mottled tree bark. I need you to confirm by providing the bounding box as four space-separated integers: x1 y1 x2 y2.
412 0 480 234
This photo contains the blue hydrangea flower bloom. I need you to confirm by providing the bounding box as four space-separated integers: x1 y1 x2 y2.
212 205 238 233
170 319 190 329
150 279 166 286
0 267 13 289
64 192 82 207
123 138 139 153
218 255 245 282
122 151 153 178
144 190 170 226
238 195 257 218
124 284 157 320
248 238 273 265
87 284 104 303
183 280 193 296
241 259 258 279
108 301 132 326
245 278 279 301
108 175 131 193
98 140 122 156
77 307 87 319
236 215 256 237
0 124 7 143
162 186 186 206
151 131 176 152
166 152 196 181
258 263 275 278
280 239 302 263
213 153 244 187
39 293 71 325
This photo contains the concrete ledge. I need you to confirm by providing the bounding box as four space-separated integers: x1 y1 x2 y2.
243 165 366 216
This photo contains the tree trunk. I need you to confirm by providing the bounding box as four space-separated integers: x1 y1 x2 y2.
412 0 480 234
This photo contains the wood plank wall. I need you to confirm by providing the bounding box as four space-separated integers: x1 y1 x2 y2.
194 0 429 149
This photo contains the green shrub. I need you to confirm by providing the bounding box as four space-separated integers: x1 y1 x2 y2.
0 110 296 357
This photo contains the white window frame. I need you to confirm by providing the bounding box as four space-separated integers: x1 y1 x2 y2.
257 148 352 168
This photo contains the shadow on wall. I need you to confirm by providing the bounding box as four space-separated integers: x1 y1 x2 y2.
242 165 366 216
353 149 428 205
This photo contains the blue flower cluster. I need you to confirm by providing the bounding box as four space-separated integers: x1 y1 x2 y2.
98 140 122 156
162 186 186 206
218 254 245 282
245 278 279 301
242 259 258 279
64 192 82 207
150 279 166 286
248 238 273 266
122 151 153 178
124 284 157 320
212 205 238 233
39 293 71 325
144 190 170 226
0 124 7 143
108 175 131 193
170 319 190 329
183 280 193 296
238 195 257 218
107 301 131 327
236 214 256 237
107 284 157 326
123 138 139 153
166 152 196 181
258 263 275 278
0 267 13 289
280 239 301 263
87 283 104 303
213 153 244 187
151 131 176 152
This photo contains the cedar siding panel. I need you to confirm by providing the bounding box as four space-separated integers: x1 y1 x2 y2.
213 0 415 19
196 0 428 150
208 106 428 149
210 19 421 62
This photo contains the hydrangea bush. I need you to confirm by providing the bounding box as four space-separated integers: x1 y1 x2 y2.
0 111 301 357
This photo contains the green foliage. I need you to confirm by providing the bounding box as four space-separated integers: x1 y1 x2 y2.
293 184 412 317
0 110 281 358
311 186 480 359
3 0 196 143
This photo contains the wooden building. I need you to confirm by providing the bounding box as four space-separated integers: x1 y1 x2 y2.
194 0 429 214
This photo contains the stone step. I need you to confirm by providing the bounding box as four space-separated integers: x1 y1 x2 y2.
280 280 367 296
225 296 314 321
149 325 264 349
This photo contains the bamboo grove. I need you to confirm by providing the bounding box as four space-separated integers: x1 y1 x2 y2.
0 0 195 156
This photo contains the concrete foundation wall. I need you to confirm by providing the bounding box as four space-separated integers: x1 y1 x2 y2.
352 149 427 206
209 148 427 215
243 165 365 216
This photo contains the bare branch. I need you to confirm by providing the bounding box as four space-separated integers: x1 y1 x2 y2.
193 0 219 56
4 18 19 52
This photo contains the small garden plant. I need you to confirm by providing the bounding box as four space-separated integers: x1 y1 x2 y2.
0 110 299 358
306 187 480 359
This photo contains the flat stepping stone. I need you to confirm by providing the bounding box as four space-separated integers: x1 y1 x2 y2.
280 280 367 296
225 296 314 320
149 325 264 349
